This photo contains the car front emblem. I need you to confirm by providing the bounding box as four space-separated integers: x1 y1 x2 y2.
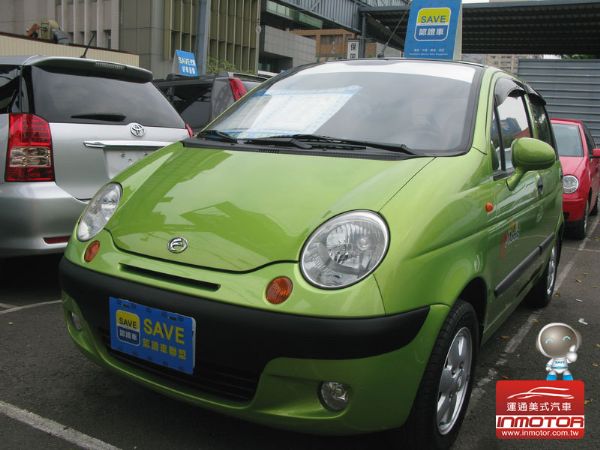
130 123 145 137
168 237 188 254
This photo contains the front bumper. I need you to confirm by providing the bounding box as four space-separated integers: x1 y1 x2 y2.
562 192 586 223
0 182 86 257
60 257 448 434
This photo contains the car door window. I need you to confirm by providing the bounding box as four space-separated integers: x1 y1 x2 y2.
583 126 596 156
528 98 553 147
497 94 532 171
491 109 503 171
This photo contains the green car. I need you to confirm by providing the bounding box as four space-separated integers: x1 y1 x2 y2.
61 59 562 448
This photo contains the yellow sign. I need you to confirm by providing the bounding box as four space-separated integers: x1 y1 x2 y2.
418 7 451 25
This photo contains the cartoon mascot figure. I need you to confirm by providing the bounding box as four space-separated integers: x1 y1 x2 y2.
536 323 581 381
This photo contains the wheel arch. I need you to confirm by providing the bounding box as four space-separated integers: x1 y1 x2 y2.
457 277 487 341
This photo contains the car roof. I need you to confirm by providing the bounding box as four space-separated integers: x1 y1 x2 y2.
0 55 153 82
0 55 37 65
551 118 585 126
289 58 494 80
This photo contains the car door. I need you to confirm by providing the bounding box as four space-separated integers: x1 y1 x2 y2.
485 78 546 329
583 125 600 199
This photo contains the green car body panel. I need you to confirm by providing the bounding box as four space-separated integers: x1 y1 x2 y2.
60 61 563 435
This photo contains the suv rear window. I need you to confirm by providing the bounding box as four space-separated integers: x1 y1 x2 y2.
0 65 19 113
162 83 212 130
27 66 185 128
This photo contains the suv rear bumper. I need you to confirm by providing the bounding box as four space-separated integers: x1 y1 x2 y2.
0 182 85 257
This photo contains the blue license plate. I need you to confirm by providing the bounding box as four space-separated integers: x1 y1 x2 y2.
109 297 196 375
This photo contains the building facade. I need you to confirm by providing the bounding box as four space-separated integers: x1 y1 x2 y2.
0 0 260 77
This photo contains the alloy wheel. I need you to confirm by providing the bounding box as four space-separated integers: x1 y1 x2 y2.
437 327 473 435
546 244 558 297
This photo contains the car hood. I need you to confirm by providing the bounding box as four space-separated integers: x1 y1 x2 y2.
559 156 584 176
108 144 433 272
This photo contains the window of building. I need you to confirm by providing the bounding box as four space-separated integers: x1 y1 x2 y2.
104 30 111 49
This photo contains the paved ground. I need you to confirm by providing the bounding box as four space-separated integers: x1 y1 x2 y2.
1 218 599 450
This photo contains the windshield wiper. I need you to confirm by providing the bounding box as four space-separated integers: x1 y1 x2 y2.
242 136 314 149
287 134 416 154
196 129 239 143
70 113 126 122
244 134 367 150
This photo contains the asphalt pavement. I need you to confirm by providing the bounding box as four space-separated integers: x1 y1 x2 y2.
1 219 599 450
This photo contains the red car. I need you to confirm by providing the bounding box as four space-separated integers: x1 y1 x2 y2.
552 118 600 239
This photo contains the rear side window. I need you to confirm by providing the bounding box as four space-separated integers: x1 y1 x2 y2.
553 123 584 157
496 95 532 170
28 67 185 128
528 98 553 146
0 65 19 113
163 83 212 130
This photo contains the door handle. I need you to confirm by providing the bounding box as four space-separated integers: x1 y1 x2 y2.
537 177 544 195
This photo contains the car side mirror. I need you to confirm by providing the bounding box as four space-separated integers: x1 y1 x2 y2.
507 138 556 190
592 148 600 159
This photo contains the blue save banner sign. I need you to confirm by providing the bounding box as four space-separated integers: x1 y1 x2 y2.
404 0 462 60
175 50 198 77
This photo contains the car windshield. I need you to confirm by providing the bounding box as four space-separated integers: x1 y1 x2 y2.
553 123 584 157
204 61 479 153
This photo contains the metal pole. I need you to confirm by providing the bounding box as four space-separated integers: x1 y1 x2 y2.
195 0 211 75
359 12 366 58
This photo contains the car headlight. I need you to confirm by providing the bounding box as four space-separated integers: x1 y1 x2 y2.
562 175 579 194
77 183 122 241
300 211 389 289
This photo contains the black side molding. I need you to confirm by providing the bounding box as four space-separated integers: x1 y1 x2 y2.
494 233 554 298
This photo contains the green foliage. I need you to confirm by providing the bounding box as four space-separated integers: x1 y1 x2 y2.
561 54 600 60
207 57 238 74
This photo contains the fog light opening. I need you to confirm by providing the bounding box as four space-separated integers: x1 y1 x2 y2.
84 240 101 262
70 311 83 331
319 381 350 412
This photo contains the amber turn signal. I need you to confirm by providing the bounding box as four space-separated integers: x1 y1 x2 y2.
266 277 293 304
84 240 101 263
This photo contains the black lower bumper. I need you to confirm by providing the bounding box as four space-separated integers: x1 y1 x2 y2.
60 258 428 399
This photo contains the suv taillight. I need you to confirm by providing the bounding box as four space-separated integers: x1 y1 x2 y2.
6 114 54 182
185 123 193 137
229 77 247 101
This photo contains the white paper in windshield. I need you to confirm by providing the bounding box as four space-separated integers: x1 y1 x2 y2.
218 86 361 138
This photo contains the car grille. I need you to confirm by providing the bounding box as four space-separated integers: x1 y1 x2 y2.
98 327 259 403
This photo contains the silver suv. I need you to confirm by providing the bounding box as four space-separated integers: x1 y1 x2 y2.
0 56 190 257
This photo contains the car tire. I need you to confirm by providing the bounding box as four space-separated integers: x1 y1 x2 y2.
571 200 589 240
590 195 598 216
391 300 478 449
526 238 560 308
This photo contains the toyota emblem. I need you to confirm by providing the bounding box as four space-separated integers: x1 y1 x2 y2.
130 123 145 137
167 237 188 254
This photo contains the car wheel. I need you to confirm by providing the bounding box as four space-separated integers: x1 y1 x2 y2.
590 195 598 216
526 238 559 308
571 200 589 240
392 300 478 449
